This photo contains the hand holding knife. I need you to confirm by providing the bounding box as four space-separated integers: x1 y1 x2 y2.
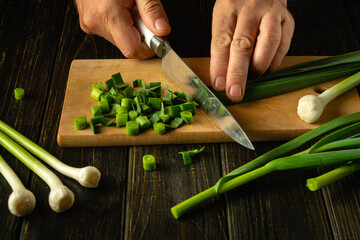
131 7 254 150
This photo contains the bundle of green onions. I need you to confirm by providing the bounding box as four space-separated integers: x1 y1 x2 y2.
0 120 101 216
171 112 360 219
88 72 197 135
213 50 360 103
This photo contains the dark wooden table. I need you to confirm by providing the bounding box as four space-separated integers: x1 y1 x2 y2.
1 0 360 239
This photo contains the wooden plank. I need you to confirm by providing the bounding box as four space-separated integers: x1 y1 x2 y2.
0 0 70 238
19 0 129 239
124 144 228 240
57 57 360 147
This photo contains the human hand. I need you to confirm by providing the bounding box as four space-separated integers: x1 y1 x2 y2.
210 0 295 102
75 0 171 59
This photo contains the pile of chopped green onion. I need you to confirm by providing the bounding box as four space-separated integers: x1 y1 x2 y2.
171 112 360 219
87 72 197 135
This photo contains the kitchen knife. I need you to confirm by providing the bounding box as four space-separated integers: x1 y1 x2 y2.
132 8 254 150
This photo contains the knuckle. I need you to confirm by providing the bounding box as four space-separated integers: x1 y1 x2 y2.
213 33 232 49
264 31 281 43
122 49 137 59
142 0 162 15
231 36 253 51
229 70 247 79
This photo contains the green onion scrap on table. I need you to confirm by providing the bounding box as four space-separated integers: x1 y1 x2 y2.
85 72 198 135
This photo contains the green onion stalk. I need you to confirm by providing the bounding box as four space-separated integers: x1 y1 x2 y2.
170 112 360 219
213 50 360 104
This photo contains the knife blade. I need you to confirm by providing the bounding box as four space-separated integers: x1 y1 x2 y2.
132 8 254 150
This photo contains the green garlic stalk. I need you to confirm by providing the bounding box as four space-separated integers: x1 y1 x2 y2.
0 154 36 217
297 71 360 123
0 131 74 212
0 120 101 188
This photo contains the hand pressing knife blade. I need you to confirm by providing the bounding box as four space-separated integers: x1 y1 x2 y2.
131 7 254 150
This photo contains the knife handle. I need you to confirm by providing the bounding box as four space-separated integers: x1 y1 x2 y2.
131 7 165 57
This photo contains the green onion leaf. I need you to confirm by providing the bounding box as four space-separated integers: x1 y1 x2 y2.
166 117 184 129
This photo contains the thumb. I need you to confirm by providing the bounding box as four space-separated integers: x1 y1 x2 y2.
135 0 171 36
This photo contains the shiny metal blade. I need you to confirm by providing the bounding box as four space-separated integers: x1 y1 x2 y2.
161 43 254 150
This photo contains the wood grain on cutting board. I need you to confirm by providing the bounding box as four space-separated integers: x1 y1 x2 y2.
57 57 360 147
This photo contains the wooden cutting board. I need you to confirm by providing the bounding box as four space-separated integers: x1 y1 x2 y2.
57 57 360 147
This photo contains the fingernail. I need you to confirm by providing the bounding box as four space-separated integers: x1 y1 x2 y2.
155 18 168 30
215 76 225 90
229 84 242 98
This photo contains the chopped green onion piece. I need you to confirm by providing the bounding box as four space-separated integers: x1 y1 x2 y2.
150 82 162 97
14 88 25 100
180 111 193 124
92 82 104 91
91 106 103 117
116 113 128 127
91 88 103 101
126 121 139 135
89 116 103 134
142 154 156 171
105 78 115 91
133 79 146 88
166 117 183 129
217 105 227 117
128 110 139 121
148 97 162 110
150 111 161 124
121 98 132 109
174 92 192 103
74 116 87 130
180 152 192 165
165 105 181 118
160 114 170 123
109 103 120 113
116 106 129 114
140 103 152 114
135 116 151 130
124 86 134 98
162 84 173 105
108 88 124 104
193 88 209 104
203 97 220 112
97 99 110 113
100 92 112 104
179 146 205 165
112 72 127 89
180 102 197 115
153 122 166 135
